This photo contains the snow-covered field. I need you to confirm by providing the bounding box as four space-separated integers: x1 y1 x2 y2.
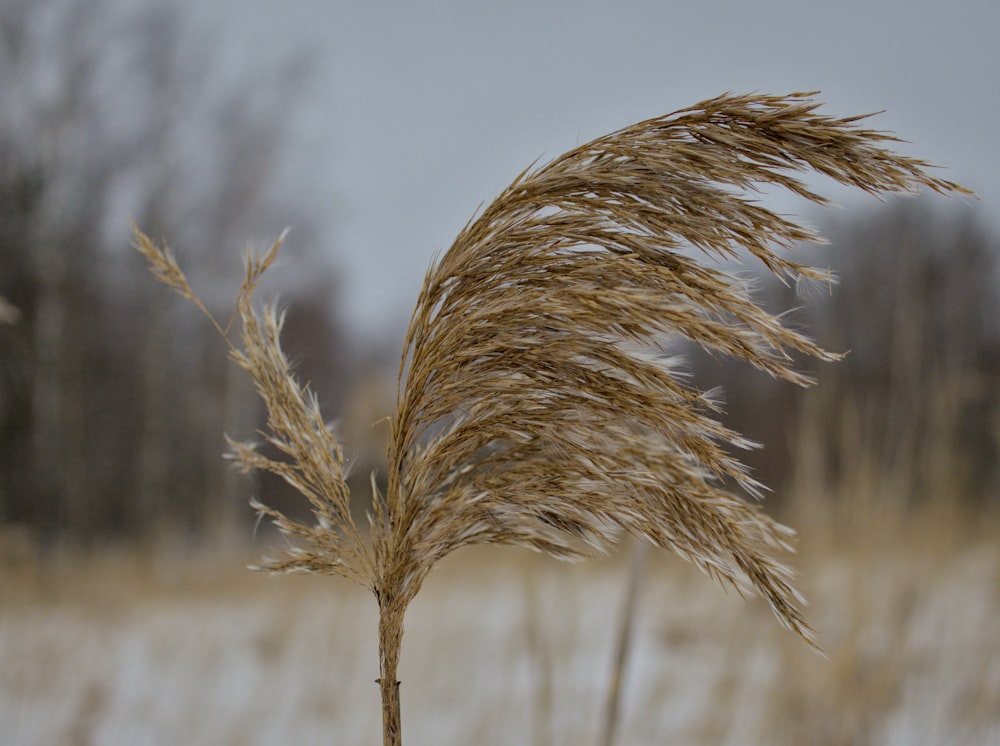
3 518 999 746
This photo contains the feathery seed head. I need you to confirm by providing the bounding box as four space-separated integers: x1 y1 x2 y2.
137 92 971 653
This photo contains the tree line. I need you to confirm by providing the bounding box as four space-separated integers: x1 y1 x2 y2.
0 0 350 547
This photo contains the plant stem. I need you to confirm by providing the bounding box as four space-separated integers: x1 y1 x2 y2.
378 600 404 746
600 540 648 746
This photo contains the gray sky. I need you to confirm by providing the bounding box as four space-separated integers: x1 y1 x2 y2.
189 0 998 342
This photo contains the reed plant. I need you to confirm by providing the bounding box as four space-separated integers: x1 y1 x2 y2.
135 91 969 745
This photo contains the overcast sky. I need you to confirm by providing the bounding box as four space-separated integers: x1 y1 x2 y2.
185 0 998 342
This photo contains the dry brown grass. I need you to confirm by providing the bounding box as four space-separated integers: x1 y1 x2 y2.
3 505 998 745
135 91 970 745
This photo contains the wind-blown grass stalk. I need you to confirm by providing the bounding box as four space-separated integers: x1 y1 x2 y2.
135 91 969 746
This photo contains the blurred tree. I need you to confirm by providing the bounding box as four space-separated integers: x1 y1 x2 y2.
686 199 999 508
0 0 347 546
795 200 999 506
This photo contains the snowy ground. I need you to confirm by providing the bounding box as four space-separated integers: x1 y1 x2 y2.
2 523 999 746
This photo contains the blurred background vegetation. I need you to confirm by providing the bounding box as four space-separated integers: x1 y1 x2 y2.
0 0 997 558
0 0 357 550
